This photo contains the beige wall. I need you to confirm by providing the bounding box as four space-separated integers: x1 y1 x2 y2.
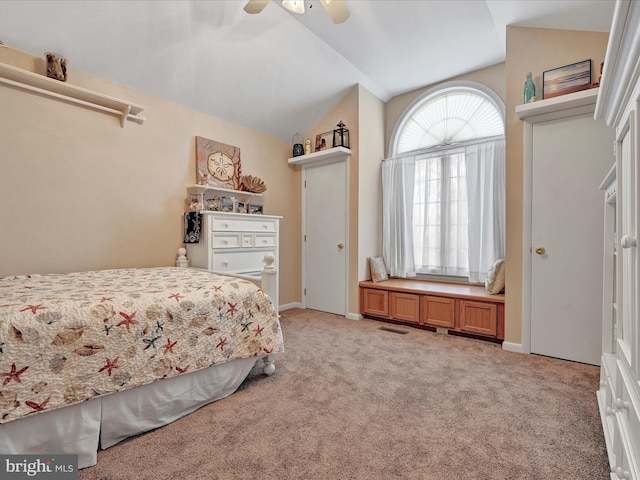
357 85 386 287
504 27 609 344
0 46 300 307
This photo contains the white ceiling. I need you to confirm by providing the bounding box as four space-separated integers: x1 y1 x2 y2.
0 0 615 142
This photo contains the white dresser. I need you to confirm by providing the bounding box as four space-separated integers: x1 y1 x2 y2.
186 211 281 301
595 1 640 478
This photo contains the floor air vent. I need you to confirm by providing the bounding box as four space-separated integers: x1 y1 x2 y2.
379 326 409 335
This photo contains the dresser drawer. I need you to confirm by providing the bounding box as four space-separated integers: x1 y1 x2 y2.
254 233 277 247
212 249 275 273
213 233 242 248
212 216 277 233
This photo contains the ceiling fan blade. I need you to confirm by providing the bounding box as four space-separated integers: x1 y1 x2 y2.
243 0 270 14
320 0 350 24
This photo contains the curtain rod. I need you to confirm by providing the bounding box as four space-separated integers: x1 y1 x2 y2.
384 135 504 161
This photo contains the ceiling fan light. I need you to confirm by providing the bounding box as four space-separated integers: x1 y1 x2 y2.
320 0 350 24
282 0 305 14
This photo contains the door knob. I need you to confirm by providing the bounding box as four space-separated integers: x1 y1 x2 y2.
337 243 344 250
535 246 545 255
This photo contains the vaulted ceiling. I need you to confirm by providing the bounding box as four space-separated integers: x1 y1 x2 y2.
0 0 615 142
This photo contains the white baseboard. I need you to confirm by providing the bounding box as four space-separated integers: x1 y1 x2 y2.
502 341 525 354
279 302 303 312
278 304 361 320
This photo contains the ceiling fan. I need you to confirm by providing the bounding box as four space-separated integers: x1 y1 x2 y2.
244 0 350 24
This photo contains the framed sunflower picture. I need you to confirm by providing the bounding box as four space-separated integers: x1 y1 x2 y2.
195 136 242 190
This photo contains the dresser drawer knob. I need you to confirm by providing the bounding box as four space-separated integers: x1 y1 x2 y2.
614 398 629 411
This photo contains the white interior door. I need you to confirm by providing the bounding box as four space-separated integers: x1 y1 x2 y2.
304 160 347 315
530 114 613 365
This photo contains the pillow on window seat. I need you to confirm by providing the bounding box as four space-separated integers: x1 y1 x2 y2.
368 257 388 283
485 257 505 294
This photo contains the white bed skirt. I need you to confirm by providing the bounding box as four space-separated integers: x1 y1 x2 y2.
0 356 260 468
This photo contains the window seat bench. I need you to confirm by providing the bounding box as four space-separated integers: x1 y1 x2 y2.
359 279 505 342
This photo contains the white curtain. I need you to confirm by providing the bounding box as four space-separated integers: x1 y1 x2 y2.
382 155 416 277
413 149 469 276
465 139 506 283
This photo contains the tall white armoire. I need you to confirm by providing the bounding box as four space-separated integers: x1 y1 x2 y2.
595 1 640 478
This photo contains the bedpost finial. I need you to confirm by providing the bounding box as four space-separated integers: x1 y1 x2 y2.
176 248 189 268
263 253 275 271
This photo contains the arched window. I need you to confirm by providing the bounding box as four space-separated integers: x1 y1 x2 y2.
390 82 505 155
384 82 505 282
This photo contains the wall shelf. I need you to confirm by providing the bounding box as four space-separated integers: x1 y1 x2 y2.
186 184 263 200
0 62 145 127
515 87 599 120
288 146 351 166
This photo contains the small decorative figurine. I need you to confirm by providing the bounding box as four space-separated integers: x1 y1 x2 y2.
45 52 67 82
304 138 312 155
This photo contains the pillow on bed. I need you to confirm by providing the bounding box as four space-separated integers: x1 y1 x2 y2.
485 257 505 294
368 256 388 283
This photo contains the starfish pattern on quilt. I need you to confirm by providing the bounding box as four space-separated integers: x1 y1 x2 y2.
1 363 29 386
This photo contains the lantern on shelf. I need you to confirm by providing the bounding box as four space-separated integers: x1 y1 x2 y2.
332 120 350 149
292 133 304 157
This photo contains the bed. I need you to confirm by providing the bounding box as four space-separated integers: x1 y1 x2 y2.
0 260 284 468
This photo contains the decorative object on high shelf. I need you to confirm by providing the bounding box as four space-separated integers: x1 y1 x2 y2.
523 72 536 104
315 131 332 151
45 52 67 82
304 138 312 155
543 59 591 99
596 61 604 87
241 174 267 193
292 133 304 157
195 136 242 190
332 120 350 148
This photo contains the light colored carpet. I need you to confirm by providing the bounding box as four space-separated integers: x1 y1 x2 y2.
79 308 608 479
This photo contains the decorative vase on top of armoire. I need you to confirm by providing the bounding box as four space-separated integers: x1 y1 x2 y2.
594 1 640 478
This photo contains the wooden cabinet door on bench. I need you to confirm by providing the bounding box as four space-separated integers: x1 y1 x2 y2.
458 300 498 337
422 296 455 328
361 288 389 317
390 292 420 323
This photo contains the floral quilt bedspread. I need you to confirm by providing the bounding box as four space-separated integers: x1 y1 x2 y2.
0 267 284 424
